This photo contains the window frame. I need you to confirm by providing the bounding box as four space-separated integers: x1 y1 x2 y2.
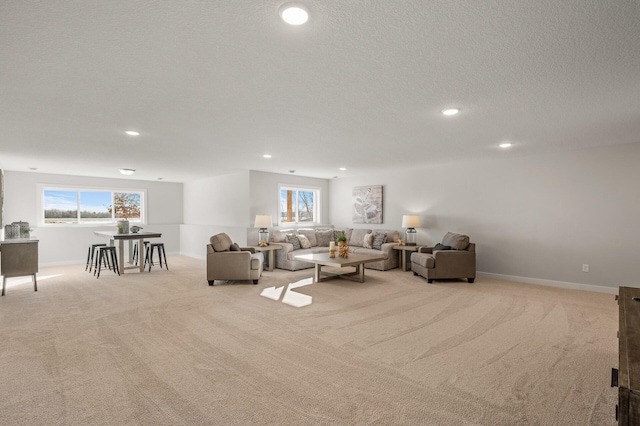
38 184 147 226
278 184 321 226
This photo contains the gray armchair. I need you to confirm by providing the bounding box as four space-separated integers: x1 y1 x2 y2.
411 232 476 283
207 233 263 285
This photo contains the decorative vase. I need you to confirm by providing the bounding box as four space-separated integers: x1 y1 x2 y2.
117 219 130 234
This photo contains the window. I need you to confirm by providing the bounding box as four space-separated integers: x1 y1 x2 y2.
279 185 320 224
42 187 145 225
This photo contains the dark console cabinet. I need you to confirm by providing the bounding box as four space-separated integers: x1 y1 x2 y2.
614 287 640 425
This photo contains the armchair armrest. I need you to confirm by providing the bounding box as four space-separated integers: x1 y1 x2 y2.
418 246 433 254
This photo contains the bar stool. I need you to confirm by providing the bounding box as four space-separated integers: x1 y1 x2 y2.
94 246 120 278
86 243 107 272
132 241 149 266
145 242 168 272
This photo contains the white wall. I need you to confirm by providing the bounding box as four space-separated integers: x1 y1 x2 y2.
180 171 250 258
249 170 331 232
2 171 183 265
330 143 640 292
181 170 331 256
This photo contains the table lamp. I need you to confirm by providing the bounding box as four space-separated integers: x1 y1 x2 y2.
401 215 420 246
254 215 272 245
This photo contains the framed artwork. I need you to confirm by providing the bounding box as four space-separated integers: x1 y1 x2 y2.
352 185 383 224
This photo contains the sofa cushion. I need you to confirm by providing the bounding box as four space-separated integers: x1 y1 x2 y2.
442 232 470 250
333 228 353 244
210 233 233 252
230 242 241 251
350 229 372 247
286 233 302 250
411 252 435 268
297 234 312 249
382 229 401 243
315 229 333 247
271 229 294 243
372 232 387 250
297 228 317 246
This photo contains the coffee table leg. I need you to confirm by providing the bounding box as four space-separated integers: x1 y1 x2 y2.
314 264 321 283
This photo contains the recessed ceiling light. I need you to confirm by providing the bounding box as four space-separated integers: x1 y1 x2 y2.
263 154 272 158
157 177 164 180
119 168 136 175
339 167 346 171
442 108 460 116
125 130 140 136
499 142 512 148
289 170 296 173
279 3 309 25
29 167 38 171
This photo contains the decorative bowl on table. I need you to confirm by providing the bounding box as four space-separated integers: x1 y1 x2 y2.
130 226 143 234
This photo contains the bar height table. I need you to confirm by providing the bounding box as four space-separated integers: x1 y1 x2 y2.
94 231 162 274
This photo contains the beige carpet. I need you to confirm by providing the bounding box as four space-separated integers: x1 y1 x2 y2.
0 256 618 425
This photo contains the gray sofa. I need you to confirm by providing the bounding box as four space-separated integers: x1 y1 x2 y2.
272 227 400 271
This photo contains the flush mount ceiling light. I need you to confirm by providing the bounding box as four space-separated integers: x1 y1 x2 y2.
339 167 346 171
279 2 309 25
263 154 272 158
499 142 513 148
119 168 136 175
441 108 460 116
124 130 140 136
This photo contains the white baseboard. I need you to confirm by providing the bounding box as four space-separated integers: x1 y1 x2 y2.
477 271 619 295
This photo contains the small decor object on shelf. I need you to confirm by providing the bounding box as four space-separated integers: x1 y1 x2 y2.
338 243 350 258
130 226 143 234
4 223 19 239
329 240 336 258
259 240 268 247
397 238 405 246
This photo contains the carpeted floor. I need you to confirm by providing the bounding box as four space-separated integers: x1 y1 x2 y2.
0 256 619 425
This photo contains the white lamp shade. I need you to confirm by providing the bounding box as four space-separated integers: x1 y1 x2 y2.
401 215 420 228
254 215 273 229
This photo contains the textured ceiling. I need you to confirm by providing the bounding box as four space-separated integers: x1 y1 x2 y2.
1 0 639 182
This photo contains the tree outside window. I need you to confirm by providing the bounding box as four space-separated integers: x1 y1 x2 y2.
279 186 319 224
43 188 144 224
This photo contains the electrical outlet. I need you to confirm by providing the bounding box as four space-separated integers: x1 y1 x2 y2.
582 264 589 273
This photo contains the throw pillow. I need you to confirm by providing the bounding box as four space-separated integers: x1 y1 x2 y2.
230 242 241 251
372 232 387 250
364 232 374 249
315 229 333 247
286 233 301 250
433 243 451 251
297 234 312 249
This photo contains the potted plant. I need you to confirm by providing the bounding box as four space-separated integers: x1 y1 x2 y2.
109 193 140 234
336 232 347 247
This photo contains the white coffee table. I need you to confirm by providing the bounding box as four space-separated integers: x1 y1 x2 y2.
294 252 386 283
